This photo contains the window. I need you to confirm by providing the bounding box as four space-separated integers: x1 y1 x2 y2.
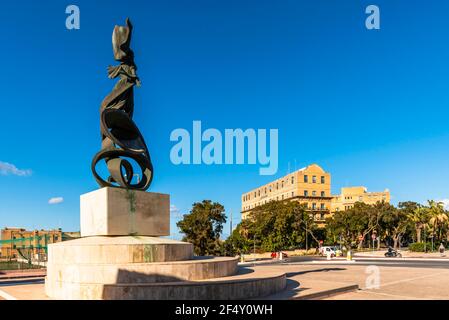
312 203 317 210
281 181 284 188
269 186 272 192
321 191 325 197
321 176 325 184
292 192 294 197
265 188 267 194
281 195 284 200
304 175 308 183
276 183 278 190
304 190 308 197
312 191 316 196
291 176 294 184
320 213 325 220
312 176 317 183
258 190 260 196
320 203 325 210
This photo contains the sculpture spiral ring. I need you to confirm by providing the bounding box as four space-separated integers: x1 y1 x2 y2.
91 18 153 191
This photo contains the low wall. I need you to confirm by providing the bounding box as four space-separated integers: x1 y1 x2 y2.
241 248 318 260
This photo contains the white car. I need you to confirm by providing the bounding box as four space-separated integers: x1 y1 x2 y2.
319 246 336 257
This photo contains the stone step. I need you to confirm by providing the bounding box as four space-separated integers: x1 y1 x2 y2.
45 267 287 300
47 256 238 284
48 236 193 264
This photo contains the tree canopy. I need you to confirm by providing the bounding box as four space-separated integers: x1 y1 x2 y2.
177 200 226 256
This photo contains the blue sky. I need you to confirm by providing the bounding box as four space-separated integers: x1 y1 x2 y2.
1 0 449 239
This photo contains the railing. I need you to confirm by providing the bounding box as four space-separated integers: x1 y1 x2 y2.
0 248 47 271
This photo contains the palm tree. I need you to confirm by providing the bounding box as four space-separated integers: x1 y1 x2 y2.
408 206 428 243
427 200 448 244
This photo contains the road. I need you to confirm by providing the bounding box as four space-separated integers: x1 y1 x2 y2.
242 255 449 269
288 257 449 269
249 256 449 300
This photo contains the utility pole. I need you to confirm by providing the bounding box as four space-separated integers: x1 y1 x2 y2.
229 212 233 238
305 219 308 252
424 229 427 252
254 234 256 255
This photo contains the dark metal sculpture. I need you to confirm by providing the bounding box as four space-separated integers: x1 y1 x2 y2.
91 18 153 191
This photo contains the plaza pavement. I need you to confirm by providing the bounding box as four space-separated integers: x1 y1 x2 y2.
260 263 449 300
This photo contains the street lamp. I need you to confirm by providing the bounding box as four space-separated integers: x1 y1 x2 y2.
430 232 434 252
305 218 308 252
253 234 256 255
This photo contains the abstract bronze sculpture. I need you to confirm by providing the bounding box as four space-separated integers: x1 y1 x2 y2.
91 18 153 191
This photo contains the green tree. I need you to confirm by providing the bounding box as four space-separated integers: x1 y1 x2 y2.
427 200 448 244
177 200 226 256
381 203 410 249
404 202 427 243
227 201 316 254
249 201 311 252
223 221 252 255
326 202 382 249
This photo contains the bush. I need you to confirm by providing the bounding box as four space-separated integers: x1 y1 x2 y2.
408 242 433 252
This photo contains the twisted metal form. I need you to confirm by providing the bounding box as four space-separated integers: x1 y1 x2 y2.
91 18 153 191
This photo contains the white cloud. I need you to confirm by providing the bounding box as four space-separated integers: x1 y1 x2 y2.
439 199 449 210
48 197 64 205
0 161 32 177
170 205 183 219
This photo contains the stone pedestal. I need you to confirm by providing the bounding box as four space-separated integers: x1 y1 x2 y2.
45 188 286 300
80 188 169 237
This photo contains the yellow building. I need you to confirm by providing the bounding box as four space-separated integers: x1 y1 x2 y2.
0 228 80 259
241 164 391 225
241 164 332 223
331 186 390 212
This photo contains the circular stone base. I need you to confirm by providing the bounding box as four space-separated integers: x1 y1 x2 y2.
47 256 239 284
45 267 286 300
47 236 193 264
45 236 287 300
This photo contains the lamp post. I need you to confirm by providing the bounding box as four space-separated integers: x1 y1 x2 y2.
229 212 233 238
431 233 434 252
424 228 427 252
253 234 256 255
305 219 308 252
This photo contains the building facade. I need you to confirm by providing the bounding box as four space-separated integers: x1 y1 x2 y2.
241 164 390 225
241 164 332 223
330 186 390 212
0 228 77 258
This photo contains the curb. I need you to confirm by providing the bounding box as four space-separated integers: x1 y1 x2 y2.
353 257 449 262
294 284 359 300
0 276 45 285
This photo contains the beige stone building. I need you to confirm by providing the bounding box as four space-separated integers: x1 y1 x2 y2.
330 186 390 212
241 164 390 225
0 228 80 258
241 164 332 223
